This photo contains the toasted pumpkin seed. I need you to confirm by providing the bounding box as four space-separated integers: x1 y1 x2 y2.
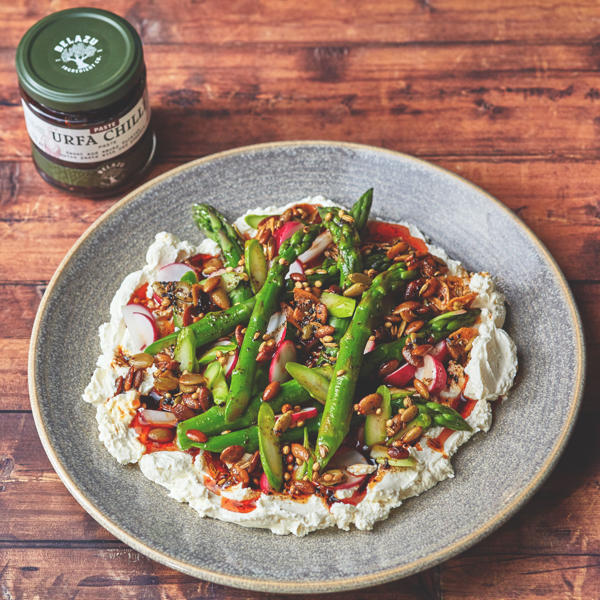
358 392 383 415
401 425 423 445
130 352 154 369
291 443 310 462
401 404 419 422
319 469 346 486
413 378 430 399
343 282 368 297
210 287 231 310
201 276 221 293
179 373 207 386
148 428 175 443
220 445 245 463
154 373 179 392
348 272 371 286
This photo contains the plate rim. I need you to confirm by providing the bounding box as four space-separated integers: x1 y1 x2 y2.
28 140 585 593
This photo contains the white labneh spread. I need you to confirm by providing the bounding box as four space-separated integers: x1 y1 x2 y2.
83 196 517 536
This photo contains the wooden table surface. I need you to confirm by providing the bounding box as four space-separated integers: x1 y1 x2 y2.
1 1 599 598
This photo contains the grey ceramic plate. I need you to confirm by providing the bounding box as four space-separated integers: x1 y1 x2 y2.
29 141 584 593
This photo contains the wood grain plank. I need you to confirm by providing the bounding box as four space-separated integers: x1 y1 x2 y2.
1 546 598 599
2 0 600 47
0 547 442 600
0 413 113 541
0 339 28 412
0 282 44 339
442 553 600 600
4 43 600 161
0 550 596 600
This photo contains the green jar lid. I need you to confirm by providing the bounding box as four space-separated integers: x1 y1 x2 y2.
16 7 144 112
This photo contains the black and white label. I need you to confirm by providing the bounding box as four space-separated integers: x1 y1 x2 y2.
53 34 103 74
22 93 150 164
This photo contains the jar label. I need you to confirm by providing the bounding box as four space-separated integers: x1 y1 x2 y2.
22 92 150 164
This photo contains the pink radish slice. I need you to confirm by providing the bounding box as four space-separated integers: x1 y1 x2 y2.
259 472 272 494
122 304 158 351
384 362 416 386
157 262 195 282
329 446 369 489
266 311 287 345
297 230 332 264
415 354 447 393
274 221 302 251
289 407 318 423
363 339 376 354
137 409 177 427
268 340 297 383
429 340 449 363
285 259 304 280
224 351 239 378
124 303 154 319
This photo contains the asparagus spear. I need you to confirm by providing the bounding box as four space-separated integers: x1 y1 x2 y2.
425 402 473 431
193 203 243 266
224 225 320 423
318 206 363 289
173 327 198 373
285 362 330 404
144 297 256 355
315 263 414 470
193 410 321 454
312 190 372 289
350 188 373 232
192 204 252 304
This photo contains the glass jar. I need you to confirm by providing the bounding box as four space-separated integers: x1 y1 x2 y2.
16 8 156 197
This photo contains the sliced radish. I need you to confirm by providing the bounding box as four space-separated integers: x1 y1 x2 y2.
363 338 376 354
274 221 302 251
268 340 297 384
122 304 158 351
297 230 332 264
223 351 239 378
266 311 287 345
384 362 416 386
137 409 177 427
124 303 154 319
329 446 369 489
259 472 272 494
290 407 318 423
415 354 447 393
285 259 304 280
157 262 195 282
430 340 449 363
